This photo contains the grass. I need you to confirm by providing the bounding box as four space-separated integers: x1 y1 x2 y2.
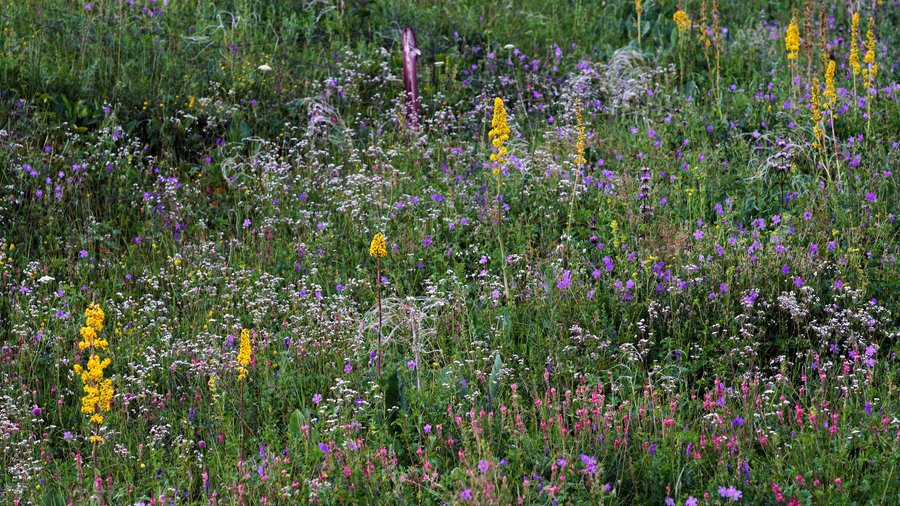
1 0 900 504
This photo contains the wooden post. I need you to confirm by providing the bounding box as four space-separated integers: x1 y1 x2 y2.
401 28 420 130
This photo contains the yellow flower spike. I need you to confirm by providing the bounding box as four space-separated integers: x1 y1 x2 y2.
785 15 800 61
488 97 510 169
74 304 113 443
369 233 387 258
849 13 860 76
823 60 836 107
673 11 691 32
237 329 252 381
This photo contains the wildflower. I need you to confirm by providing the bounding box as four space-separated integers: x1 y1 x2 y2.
488 97 510 172
718 485 742 501
862 17 878 87
810 78 823 150
673 11 691 32
863 18 875 66
574 103 586 168
580 454 598 474
237 329 251 381
785 15 800 60
823 60 836 107
556 270 572 290
73 304 113 433
849 13 860 76
369 233 387 258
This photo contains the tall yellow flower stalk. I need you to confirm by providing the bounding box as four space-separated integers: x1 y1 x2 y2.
849 13 860 75
674 10 691 88
489 97 512 301
784 13 800 98
849 12 860 107
237 328 251 381
235 328 252 459
809 76 832 184
862 17 877 140
810 78 823 149
785 16 799 59
73 303 113 469
823 60 839 181
565 100 586 248
369 232 387 375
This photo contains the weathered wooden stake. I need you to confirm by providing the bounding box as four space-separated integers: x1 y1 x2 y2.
401 27 420 130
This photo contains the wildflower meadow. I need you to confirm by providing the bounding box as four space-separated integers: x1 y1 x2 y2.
2 0 900 504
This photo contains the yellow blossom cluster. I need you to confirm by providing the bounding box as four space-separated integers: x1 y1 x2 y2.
488 97 510 174
823 60 836 107
73 304 113 429
810 78 823 151
862 17 877 87
673 11 691 32
849 13 860 76
574 102 586 168
77 303 107 351
785 16 800 60
369 232 387 258
237 328 251 381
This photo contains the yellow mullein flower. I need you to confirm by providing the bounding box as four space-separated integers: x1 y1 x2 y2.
369 233 387 258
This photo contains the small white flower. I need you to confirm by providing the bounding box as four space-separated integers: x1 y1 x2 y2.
38 276 55 284
257 64 272 72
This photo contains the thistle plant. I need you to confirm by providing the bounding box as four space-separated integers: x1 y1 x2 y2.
73 303 113 471
369 232 387 375
488 97 511 301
